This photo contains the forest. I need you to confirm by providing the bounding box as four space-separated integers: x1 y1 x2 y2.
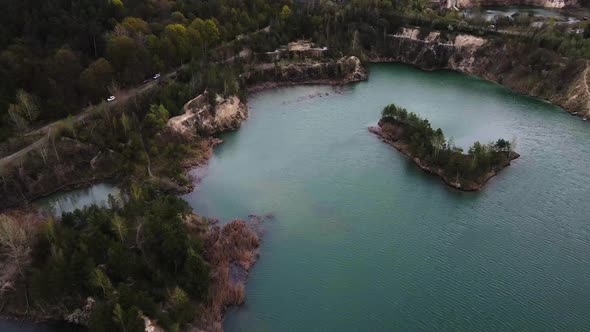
2 0 589 141
0 0 291 140
1 184 210 332
0 0 479 140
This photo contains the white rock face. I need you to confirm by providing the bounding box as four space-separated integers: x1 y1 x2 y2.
543 0 567 7
215 96 248 130
394 27 421 40
167 94 208 137
441 0 576 8
392 28 485 49
143 315 164 332
167 92 248 137
341 56 369 82
454 34 486 48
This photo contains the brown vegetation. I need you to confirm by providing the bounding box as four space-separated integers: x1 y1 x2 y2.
198 219 261 332
0 211 41 314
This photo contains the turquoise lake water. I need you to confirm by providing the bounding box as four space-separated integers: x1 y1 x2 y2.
183 63 590 331
34 183 120 216
7 63 590 331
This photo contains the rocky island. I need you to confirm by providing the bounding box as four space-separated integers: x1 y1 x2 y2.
369 104 519 191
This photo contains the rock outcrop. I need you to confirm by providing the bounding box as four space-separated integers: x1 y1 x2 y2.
378 27 590 117
378 28 484 70
167 92 249 137
243 56 368 91
441 0 577 8
65 297 95 325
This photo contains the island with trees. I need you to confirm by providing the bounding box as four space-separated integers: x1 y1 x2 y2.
369 104 519 191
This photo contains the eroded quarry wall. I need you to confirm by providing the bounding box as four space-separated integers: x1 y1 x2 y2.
380 27 589 117
441 0 577 8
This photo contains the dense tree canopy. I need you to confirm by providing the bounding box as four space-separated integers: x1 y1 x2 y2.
1 0 587 141
29 188 209 332
0 0 292 138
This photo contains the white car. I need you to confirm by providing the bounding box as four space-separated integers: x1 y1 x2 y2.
153 73 161 79
107 95 116 102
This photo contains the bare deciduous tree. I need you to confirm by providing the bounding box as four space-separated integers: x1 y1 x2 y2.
0 215 35 310
0 215 33 275
48 127 61 162
7 90 39 132
16 90 39 123
8 104 28 132
37 142 49 165
431 134 446 160
111 214 127 243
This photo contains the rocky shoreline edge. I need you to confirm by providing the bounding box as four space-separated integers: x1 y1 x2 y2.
372 27 590 120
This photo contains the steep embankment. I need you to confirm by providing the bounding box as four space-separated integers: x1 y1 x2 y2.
441 0 577 8
377 27 589 118
242 56 368 92
168 93 249 137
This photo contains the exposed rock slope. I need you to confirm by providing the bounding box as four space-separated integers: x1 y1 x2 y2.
379 27 589 117
441 0 577 8
243 56 368 91
168 93 249 137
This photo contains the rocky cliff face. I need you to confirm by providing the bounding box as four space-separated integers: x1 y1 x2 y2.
242 56 368 90
441 0 577 8
379 28 589 117
167 93 248 137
